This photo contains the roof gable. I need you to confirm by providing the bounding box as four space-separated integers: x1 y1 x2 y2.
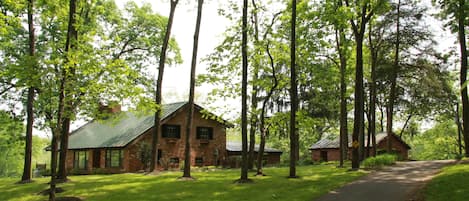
309 132 410 150
68 102 227 149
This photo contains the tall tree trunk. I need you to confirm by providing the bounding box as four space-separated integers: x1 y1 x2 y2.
335 18 348 166
150 0 178 172
289 0 299 178
238 0 250 183
387 0 401 153
370 40 377 157
457 0 469 157
21 0 35 183
348 1 371 169
248 0 260 170
256 42 278 176
57 117 71 181
50 0 77 199
57 0 79 181
182 0 203 179
455 103 463 156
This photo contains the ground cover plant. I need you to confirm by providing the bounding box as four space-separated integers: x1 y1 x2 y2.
424 163 469 201
361 154 398 169
0 165 365 201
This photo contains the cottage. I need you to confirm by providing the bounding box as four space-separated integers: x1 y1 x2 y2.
225 142 282 168
65 102 231 174
309 132 411 162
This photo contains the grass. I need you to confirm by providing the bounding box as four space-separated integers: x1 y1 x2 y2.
0 165 365 201
361 154 397 169
424 163 469 201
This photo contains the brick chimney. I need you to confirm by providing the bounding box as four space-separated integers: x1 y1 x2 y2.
99 103 121 114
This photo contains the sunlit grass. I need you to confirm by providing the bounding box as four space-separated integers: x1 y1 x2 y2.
424 163 469 201
0 165 366 201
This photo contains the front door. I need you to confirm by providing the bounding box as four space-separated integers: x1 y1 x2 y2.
320 150 328 162
93 150 101 168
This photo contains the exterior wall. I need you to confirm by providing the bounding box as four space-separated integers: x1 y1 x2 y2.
225 151 281 168
66 105 228 173
310 135 409 162
376 135 409 160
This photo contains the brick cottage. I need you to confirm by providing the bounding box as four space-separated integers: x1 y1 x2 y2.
64 102 282 174
309 132 411 162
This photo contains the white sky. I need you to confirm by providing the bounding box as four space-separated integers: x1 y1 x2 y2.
115 0 230 104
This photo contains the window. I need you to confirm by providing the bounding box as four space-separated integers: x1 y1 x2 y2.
74 151 88 169
106 149 123 168
196 127 213 140
162 124 181 138
170 158 179 164
195 157 203 166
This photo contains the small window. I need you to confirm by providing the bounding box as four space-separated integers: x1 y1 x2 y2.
162 124 181 138
195 157 203 166
74 151 88 169
196 127 213 140
170 157 179 164
106 149 123 168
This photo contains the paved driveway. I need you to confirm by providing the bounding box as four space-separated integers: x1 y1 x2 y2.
314 160 455 201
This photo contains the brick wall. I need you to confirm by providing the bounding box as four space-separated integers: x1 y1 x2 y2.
66 105 228 173
311 135 409 162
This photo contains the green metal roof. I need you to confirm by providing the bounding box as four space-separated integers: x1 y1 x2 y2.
68 102 187 149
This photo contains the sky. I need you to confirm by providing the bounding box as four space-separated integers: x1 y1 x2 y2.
115 0 230 104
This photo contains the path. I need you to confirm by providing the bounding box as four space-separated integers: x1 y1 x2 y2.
315 160 455 201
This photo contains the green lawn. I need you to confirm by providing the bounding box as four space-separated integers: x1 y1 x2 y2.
0 165 365 201
424 163 469 201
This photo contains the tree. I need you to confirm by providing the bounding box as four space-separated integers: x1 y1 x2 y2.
434 0 468 156
20 0 36 183
182 0 204 179
289 0 298 178
150 0 179 172
238 0 251 183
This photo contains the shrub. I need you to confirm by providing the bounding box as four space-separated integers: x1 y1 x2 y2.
361 154 397 169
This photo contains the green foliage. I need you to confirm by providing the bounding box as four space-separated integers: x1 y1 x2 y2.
407 120 460 160
0 111 24 177
361 154 398 169
424 163 469 201
0 165 366 201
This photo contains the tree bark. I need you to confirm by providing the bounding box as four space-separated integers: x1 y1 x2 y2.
21 0 35 183
57 117 70 181
238 0 250 182
50 0 77 199
256 42 278 176
248 0 260 170
368 23 378 157
289 0 299 178
348 0 371 169
457 0 469 157
334 16 348 166
182 0 203 178
455 103 463 156
150 0 178 172
387 0 401 153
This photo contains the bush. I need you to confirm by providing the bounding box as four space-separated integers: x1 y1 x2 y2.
361 154 397 169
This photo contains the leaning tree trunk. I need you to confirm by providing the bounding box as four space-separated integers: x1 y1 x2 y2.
21 0 35 183
457 0 469 157
182 0 203 179
256 41 278 176
150 0 178 172
289 0 299 178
